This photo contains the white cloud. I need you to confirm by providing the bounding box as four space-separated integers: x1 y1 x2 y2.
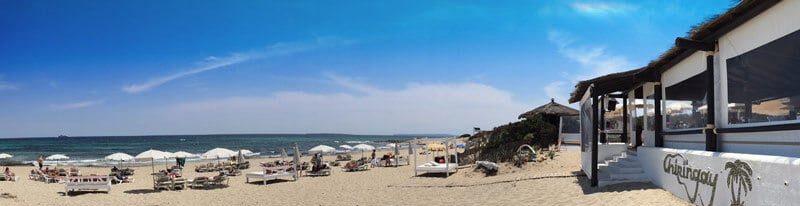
547 30 633 80
51 100 105 110
0 75 18 91
544 81 569 103
0 82 16 91
570 2 637 16
163 75 528 135
122 37 354 94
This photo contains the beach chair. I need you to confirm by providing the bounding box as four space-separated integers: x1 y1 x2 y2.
415 161 458 176
57 168 68 177
307 162 332 176
190 177 209 189
0 173 17 181
69 168 80 176
172 177 186 190
154 176 172 191
209 175 228 186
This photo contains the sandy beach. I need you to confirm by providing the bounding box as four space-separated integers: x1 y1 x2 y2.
0 149 688 206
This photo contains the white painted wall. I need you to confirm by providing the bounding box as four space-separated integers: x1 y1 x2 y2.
560 133 580 144
598 143 627 161
639 147 800 206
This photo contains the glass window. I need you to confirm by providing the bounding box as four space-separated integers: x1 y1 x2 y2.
664 71 707 130
561 115 580 134
727 29 800 125
604 98 624 131
580 99 593 152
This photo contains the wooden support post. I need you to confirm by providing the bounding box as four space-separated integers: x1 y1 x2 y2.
705 54 718 151
654 84 664 147
600 96 607 144
590 92 599 187
622 95 628 144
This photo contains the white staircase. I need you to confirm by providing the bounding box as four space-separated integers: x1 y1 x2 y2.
597 150 649 187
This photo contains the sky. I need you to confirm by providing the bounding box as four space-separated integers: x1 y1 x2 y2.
0 0 734 138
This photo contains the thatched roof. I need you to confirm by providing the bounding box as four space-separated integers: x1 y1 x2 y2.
519 98 578 119
568 0 780 103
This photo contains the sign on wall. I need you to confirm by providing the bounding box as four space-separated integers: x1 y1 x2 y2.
638 147 797 206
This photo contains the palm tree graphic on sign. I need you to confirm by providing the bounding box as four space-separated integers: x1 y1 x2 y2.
724 160 753 206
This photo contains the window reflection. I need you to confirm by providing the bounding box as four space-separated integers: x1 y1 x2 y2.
664 71 707 130
727 29 800 125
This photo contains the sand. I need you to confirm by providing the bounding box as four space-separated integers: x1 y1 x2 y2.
0 149 689 206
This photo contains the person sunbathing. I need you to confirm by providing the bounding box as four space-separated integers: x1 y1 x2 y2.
4 167 15 178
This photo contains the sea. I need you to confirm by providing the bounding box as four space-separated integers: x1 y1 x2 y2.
0 134 440 166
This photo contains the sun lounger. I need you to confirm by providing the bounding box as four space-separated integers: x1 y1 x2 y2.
246 165 296 185
190 177 209 189
69 168 80 176
342 160 369 172
64 176 111 195
415 161 458 175
154 176 172 191
209 175 228 186
0 174 18 181
172 178 186 190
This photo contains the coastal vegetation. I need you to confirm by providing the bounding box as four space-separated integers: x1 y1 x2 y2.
463 114 557 164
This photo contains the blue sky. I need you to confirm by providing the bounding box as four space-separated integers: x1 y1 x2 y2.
0 0 733 138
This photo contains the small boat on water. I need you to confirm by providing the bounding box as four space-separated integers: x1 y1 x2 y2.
57 135 68 139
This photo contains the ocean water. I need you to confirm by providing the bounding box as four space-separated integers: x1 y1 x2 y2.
0 134 426 164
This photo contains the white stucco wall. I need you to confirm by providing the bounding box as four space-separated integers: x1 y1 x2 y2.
639 147 800 206
560 133 580 144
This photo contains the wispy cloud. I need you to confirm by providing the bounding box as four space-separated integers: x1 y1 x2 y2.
166 74 527 134
122 37 355 94
547 30 633 80
51 100 105 110
570 2 637 16
0 75 18 91
543 81 569 103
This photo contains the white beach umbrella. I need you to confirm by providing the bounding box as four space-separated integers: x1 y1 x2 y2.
172 151 197 158
339 145 352 150
46 154 69 166
0 153 12 159
352 144 375 151
353 144 375 158
281 148 288 162
293 144 301 179
308 145 336 154
135 149 172 160
202 148 237 160
104 153 134 161
239 149 254 155
385 143 397 148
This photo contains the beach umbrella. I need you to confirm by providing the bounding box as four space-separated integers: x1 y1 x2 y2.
308 145 336 154
135 149 173 160
46 154 69 166
385 143 397 148
202 148 237 160
172 151 197 158
352 144 375 158
0 153 12 159
104 153 134 161
239 149 254 155
293 143 301 179
339 145 352 150
280 148 288 162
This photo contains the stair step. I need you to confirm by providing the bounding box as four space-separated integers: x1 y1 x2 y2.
610 172 647 180
607 166 643 174
599 179 649 187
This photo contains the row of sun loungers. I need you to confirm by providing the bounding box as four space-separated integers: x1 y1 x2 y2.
195 162 249 173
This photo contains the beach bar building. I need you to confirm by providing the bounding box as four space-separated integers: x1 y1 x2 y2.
571 0 800 205
518 98 580 146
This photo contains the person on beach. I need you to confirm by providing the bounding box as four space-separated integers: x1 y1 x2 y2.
4 167 14 177
37 155 44 170
370 150 378 167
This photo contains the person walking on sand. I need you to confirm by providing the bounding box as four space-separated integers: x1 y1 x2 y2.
37 155 44 170
370 150 378 167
